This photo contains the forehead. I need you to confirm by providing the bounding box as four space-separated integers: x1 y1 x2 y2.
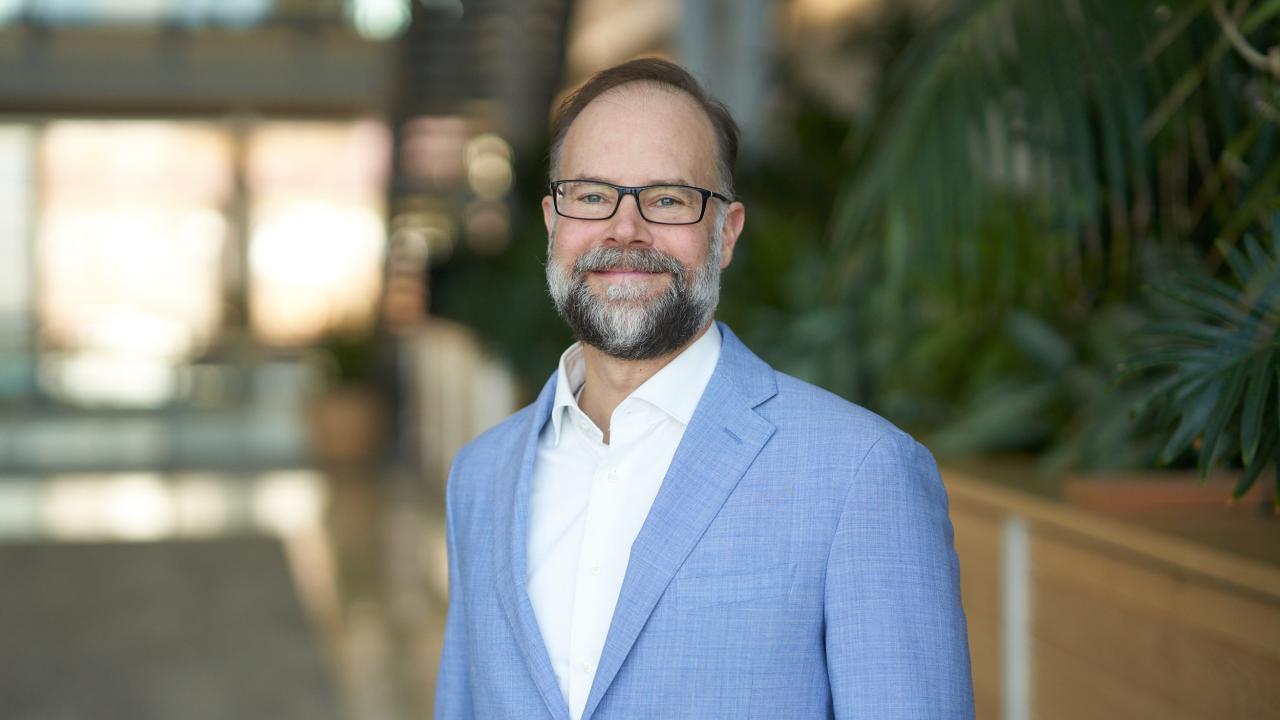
559 84 719 187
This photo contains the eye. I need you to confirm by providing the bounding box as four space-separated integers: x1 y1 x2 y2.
574 192 614 205
651 194 689 207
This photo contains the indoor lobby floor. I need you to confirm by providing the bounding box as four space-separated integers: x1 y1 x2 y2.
0 466 448 720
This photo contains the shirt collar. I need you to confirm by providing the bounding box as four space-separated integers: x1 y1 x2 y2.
629 323 721 425
547 323 723 446
549 342 588 446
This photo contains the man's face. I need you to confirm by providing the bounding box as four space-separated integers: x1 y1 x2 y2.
542 85 745 360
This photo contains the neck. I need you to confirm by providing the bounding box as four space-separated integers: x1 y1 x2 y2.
577 321 713 443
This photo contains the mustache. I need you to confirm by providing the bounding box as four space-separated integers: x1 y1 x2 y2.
572 247 684 277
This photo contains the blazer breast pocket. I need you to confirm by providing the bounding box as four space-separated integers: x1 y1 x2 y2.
672 563 793 612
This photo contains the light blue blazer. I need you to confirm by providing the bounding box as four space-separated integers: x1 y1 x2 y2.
435 323 974 719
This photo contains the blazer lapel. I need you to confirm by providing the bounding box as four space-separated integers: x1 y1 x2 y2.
581 324 778 719
491 375 572 720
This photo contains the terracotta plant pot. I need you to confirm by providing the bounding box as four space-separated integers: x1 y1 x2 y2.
1063 470 1270 512
307 384 387 467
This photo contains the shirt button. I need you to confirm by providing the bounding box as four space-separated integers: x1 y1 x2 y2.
589 564 601 576
607 470 619 483
577 661 592 674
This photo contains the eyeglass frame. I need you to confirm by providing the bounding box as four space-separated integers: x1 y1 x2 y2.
548 179 732 225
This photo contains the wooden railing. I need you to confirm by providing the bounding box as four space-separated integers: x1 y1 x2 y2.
944 470 1280 719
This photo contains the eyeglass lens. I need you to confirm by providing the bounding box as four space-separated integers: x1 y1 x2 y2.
556 181 705 224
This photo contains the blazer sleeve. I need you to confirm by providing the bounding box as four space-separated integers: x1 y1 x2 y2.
434 464 474 720
824 433 975 719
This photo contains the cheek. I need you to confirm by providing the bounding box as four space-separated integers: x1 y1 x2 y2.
549 222 594 256
659 231 715 268
549 238 597 279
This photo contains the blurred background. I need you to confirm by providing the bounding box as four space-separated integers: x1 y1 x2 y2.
0 0 1276 718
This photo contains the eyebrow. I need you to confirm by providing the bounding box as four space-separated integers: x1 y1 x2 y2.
571 175 697 187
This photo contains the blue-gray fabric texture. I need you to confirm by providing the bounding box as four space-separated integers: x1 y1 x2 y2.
434 323 975 719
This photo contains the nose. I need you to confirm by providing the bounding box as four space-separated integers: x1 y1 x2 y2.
603 192 653 247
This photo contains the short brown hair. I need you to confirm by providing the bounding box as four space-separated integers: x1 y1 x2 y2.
549 58 739 198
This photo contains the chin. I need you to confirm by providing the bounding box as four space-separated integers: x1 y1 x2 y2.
601 286 664 303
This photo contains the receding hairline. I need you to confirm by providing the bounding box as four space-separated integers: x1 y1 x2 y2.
548 70 738 197
553 82 718 168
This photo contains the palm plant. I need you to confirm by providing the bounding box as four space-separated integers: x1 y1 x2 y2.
1125 217 1280 503
814 0 1279 491
831 0 1278 294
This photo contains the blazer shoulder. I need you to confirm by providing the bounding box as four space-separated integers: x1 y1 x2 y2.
762 373 946 520
450 401 539 478
769 371 916 446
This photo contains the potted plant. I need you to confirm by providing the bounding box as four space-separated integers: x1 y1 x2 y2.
307 326 388 468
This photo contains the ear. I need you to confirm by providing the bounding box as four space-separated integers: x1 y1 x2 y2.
542 195 555 236
717 201 746 269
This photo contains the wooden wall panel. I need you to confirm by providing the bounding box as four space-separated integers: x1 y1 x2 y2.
1031 638 1198 720
1029 529 1280 655
1030 533 1279 719
944 472 1279 720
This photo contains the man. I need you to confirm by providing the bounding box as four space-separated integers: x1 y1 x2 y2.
435 58 974 719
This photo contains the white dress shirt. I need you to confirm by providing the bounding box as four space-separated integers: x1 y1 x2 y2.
526 324 722 720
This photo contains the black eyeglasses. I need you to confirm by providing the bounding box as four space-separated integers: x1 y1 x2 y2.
549 180 730 225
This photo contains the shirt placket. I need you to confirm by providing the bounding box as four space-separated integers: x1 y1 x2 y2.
565 417 627 717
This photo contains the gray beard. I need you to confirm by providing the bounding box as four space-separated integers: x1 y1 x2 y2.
545 234 722 361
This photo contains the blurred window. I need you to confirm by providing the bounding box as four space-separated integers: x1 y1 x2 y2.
3 117 390 409
0 125 35 399
10 0 271 26
346 0 410 40
0 0 408 34
170 0 274 28
0 0 20 24
37 121 234 407
24 0 171 25
246 121 390 346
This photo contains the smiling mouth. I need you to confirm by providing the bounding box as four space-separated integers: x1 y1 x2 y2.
591 269 666 279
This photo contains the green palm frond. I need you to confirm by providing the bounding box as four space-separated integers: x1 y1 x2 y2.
827 0 1280 308
1123 215 1280 505
812 0 1279 499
